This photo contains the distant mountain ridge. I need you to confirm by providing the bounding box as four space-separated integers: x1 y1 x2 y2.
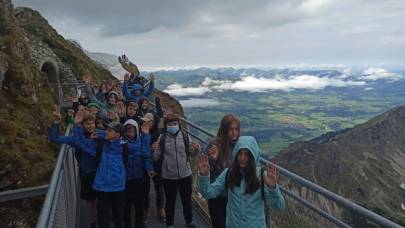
275 105 405 225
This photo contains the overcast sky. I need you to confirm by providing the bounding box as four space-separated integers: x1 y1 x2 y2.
13 0 405 70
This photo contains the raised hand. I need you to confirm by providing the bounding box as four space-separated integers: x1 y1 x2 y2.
263 163 278 188
149 73 155 82
52 105 62 123
208 144 218 160
82 73 92 85
115 103 126 117
68 96 78 103
89 129 98 139
198 154 210 176
113 112 120 122
74 110 84 124
119 54 139 76
191 141 199 151
141 123 151 134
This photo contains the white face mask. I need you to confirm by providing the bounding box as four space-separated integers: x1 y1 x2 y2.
167 125 179 135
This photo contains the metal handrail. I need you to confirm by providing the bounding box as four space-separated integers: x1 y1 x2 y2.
0 185 49 203
36 125 72 228
260 159 403 228
279 186 351 228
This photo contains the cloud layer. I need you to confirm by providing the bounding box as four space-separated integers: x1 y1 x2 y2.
360 67 401 81
164 73 370 96
179 98 220 108
163 83 211 96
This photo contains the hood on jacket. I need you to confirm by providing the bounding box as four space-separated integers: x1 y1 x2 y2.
125 99 138 117
231 136 261 166
124 119 139 140
107 91 119 98
131 83 144 93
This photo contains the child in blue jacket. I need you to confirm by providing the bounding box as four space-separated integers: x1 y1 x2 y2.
122 119 156 228
75 121 154 228
122 74 155 102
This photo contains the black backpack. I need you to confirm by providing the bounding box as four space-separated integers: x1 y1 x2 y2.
95 138 129 167
157 130 190 164
224 167 271 227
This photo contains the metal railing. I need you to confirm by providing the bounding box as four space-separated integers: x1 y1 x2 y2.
36 124 80 228
0 185 49 203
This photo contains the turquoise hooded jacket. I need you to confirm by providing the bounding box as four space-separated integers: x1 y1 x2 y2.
199 136 286 228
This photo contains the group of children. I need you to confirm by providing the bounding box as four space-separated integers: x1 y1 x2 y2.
50 72 286 228
51 73 200 228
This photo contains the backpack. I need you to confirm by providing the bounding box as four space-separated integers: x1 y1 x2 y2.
95 138 129 168
224 167 272 227
157 130 190 167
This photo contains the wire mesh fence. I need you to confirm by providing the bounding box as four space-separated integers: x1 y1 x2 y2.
37 126 80 228
269 192 342 228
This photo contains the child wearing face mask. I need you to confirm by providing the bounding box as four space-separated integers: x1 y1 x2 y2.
151 114 201 228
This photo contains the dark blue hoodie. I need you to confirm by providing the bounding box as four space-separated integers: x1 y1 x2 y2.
123 119 154 180
122 81 154 102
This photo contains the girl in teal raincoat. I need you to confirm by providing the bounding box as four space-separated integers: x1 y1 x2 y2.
198 136 286 228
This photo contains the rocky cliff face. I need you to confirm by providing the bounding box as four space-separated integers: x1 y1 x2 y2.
0 0 183 226
275 106 405 226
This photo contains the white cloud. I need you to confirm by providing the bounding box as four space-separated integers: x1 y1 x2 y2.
163 83 211 96
210 75 365 92
179 98 221 108
164 74 367 96
360 67 401 81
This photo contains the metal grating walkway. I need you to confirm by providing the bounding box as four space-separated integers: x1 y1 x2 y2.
78 183 210 228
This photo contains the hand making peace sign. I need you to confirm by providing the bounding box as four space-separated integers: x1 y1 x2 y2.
52 105 62 123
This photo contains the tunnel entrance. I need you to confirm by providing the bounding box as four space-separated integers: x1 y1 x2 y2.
40 61 61 103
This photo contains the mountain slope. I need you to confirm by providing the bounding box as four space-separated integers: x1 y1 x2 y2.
0 0 119 226
274 106 405 225
85 51 127 80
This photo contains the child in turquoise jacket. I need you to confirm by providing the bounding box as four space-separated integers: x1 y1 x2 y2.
198 136 286 228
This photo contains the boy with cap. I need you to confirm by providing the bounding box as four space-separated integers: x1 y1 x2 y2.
75 121 154 228
140 112 167 224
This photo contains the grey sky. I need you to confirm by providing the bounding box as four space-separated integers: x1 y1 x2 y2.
13 0 405 69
